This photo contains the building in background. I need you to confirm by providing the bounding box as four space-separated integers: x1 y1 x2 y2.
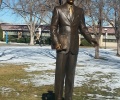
0 23 117 47
0 23 50 44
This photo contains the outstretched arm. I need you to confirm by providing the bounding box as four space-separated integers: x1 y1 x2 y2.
79 9 98 46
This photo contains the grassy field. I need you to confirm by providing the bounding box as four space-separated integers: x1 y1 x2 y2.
0 64 120 100
0 64 55 100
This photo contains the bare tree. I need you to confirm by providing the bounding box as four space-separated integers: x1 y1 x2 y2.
112 0 120 56
13 0 51 45
1 0 69 45
77 0 120 58
85 0 120 57
2 0 59 45
79 0 106 59
104 0 120 56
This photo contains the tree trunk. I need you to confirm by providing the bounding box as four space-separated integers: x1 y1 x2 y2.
116 25 120 56
30 31 34 45
95 1 103 59
95 35 99 59
117 39 120 56
95 46 99 59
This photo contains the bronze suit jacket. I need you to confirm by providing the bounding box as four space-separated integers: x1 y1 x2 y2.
50 3 92 54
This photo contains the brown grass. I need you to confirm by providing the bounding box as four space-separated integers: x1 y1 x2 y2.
0 64 120 100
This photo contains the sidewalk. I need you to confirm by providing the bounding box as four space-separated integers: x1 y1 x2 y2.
0 41 48 47
0 41 30 46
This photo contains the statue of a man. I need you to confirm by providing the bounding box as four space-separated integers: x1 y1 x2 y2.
50 0 98 100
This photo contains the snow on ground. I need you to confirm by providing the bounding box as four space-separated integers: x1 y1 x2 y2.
0 45 120 97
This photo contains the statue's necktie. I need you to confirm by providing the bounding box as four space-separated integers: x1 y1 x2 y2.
69 5 73 19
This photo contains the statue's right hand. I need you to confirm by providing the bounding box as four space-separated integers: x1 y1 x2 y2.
91 39 99 47
55 43 62 50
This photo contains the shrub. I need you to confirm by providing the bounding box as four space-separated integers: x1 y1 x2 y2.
17 38 25 43
45 37 51 45
80 39 92 46
17 37 30 43
9 35 17 42
25 37 30 43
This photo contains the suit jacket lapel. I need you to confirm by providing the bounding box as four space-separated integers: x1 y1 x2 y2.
72 5 78 23
61 4 72 23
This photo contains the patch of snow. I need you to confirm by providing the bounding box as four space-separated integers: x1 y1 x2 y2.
0 45 120 99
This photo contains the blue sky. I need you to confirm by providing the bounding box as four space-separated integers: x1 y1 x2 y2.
0 0 51 24
0 4 109 26
0 8 25 24
0 0 25 24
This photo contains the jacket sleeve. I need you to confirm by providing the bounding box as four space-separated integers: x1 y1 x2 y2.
79 8 93 44
50 7 60 47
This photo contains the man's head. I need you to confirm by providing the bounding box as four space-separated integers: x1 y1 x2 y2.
66 0 74 5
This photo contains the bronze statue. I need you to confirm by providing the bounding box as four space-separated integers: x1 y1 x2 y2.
50 0 98 100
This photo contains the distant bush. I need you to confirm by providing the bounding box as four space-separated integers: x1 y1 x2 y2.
38 37 51 45
80 39 92 46
17 37 30 43
17 38 25 43
2 34 30 43
25 37 30 43
45 37 51 45
9 36 17 42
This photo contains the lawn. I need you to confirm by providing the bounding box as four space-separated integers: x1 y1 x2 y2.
0 64 54 100
0 64 120 100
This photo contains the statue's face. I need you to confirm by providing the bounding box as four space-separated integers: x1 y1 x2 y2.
67 0 74 5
